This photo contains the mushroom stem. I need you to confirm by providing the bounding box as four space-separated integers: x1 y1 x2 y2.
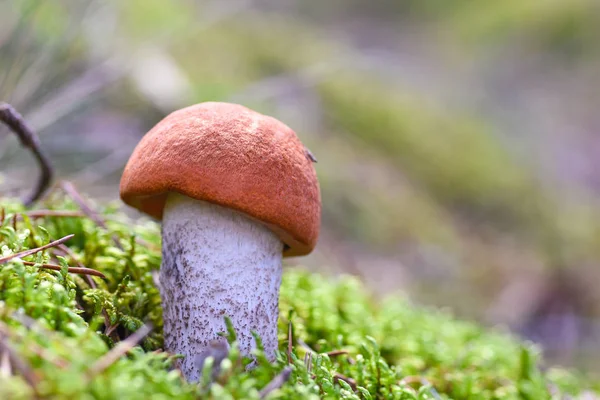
160 193 283 381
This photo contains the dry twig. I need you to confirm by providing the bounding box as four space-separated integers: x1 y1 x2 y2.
88 324 152 378
297 339 315 353
326 350 349 357
0 102 53 205
58 181 159 252
287 321 293 364
0 234 74 264
23 210 84 219
0 349 11 377
259 366 292 399
21 261 106 279
55 243 114 338
60 181 123 250
333 372 357 391
0 321 70 370
304 352 313 373
54 243 104 288
60 181 107 229
0 335 39 392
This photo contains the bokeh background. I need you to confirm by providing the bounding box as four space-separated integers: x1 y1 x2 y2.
1 0 600 375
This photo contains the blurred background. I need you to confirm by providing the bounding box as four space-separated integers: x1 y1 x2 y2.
1 0 600 375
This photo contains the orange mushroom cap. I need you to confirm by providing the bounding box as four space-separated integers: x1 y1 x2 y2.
120 102 321 257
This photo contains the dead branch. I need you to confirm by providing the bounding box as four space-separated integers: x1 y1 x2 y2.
88 324 152 378
0 321 70 370
0 234 74 264
0 334 39 393
60 181 123 250
23 210 84 219
53 183 157 253
304 352 312 373
54 244 115 338
60 181 107 229
0 349 11 377
259 366 292 399
333 372 357 391
0 102 53 206
325 350 349 357
287 321 293 365
297 339 315 354
21 261 106 279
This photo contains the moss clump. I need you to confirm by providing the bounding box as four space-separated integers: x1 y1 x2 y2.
0 195 595 399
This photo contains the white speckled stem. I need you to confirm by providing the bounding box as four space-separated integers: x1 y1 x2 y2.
160 193 283 381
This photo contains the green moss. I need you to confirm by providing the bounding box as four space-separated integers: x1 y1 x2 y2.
0 195 595 399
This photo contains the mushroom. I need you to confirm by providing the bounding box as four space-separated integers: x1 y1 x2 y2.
119 102 320 380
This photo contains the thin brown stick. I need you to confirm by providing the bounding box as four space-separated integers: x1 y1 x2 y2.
54 245 114 338
21 261 106 279
0 234 74 264
54 244 99 290
297 339 315 354
333 372 357 391
104 323 120 338
6 314 46 332
60 181 107 228
400 376 424 385
0 102 53 205
0 335 39 392
102 310 118 340
53 182 156 253
60 181 123 250
87 324 152 378
259 366 292 399
134 236 159 253
287 321 293 364
0 322 69 370
325 350 349 357
23 210 84 219
0 208 5 225
0 350 11 377
25 342 70 370
54 244 87 270
304 352 312 373
54 244 102 289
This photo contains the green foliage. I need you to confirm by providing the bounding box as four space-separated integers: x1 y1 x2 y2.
0 195 596 399
317 74 537 223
